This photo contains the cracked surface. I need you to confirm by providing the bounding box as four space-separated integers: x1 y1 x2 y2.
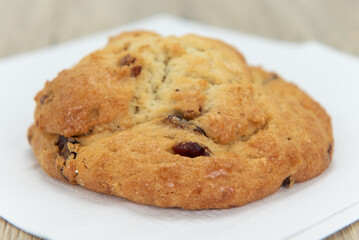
28 31 333 209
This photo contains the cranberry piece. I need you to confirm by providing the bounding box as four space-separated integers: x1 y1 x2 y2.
119 54 136 66
57 136 79 159
172 142 211 158
131 66 142 77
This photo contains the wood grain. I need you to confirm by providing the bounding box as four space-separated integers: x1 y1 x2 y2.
0 0 358 239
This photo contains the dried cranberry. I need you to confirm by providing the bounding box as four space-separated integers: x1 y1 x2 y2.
57 136 79 159
164 114 207 136
39 94 48 104
172 142 211 158
131 66 142 77
282 175 291 186
119 54 136 66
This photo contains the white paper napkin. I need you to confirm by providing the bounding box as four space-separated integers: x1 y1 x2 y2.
1 15 359 240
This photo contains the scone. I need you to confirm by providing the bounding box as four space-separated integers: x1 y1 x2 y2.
28 31 333 209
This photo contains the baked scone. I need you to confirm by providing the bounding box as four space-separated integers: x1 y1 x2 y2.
28 31 333 209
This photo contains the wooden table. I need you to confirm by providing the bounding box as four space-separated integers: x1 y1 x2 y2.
0 0 358 239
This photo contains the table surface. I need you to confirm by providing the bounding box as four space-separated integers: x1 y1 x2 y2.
0 0 358 239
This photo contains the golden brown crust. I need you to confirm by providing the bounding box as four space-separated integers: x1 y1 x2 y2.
28 31 333 209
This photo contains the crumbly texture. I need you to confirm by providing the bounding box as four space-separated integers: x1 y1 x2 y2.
28 31 333 209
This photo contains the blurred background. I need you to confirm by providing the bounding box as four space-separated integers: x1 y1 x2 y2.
0 0 358 239
0 0 358 58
